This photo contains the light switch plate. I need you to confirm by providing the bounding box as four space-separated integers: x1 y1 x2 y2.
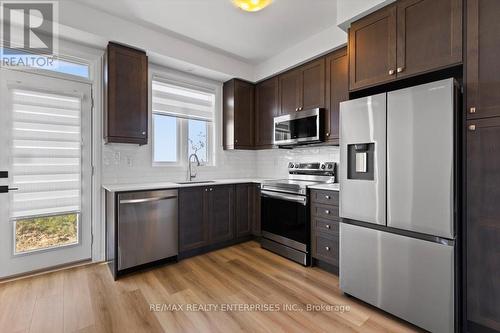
356 152 367 173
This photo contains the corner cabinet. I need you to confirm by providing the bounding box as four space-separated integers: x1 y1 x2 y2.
349 0 462 91
279 58 325 114
104 42 148 144
255 77 279 148
223 79 255 150
325 47 348 144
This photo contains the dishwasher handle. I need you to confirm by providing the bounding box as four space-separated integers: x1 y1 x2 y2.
119 195 177 204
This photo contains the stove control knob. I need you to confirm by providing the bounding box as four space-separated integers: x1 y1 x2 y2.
327 164 333 169
288 162 294 168
294 163 299 168
320 164 326 169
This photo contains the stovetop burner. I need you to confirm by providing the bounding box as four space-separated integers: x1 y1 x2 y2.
261 161 337 195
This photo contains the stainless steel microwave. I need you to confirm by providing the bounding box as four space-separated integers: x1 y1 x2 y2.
273 108 324 146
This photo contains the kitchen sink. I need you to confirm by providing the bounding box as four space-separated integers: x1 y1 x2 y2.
175 181 216 185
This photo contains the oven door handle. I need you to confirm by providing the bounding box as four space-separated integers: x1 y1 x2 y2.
261 190 307 206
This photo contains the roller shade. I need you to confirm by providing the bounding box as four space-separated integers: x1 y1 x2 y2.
152 78 215 121
10 89 82 219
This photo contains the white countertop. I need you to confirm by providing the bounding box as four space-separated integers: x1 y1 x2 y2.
102 178 270 193
307 183 340 191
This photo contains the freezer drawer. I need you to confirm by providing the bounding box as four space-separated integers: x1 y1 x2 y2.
339 93 386 225
387 78 455 239
340 223 455 333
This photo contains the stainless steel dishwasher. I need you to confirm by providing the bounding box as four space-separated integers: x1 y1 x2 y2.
117 189 178 270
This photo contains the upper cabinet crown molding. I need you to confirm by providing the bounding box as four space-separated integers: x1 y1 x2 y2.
104 42 148 145
349 0 462 91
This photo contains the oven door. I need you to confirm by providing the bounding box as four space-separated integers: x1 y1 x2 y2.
260 190 309 251
273 108 324 146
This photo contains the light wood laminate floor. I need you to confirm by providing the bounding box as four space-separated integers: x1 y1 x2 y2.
0 241 422 333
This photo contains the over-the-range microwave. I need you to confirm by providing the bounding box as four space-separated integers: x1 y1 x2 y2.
273 108 324 146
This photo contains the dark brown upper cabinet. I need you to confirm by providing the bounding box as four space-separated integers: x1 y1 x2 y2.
279 58 325 114
278 68 302 114
223 79 255 150
349 0 462 91
104 42 148 145
466 117 500 332
325 47 348 144
255 77 279 148
349 5 397 91
396 0 462 79
466 0 500 119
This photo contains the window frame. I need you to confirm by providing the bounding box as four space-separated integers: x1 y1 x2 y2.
150 68 217 168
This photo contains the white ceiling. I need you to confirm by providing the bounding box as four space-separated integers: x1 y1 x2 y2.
70 0 338 64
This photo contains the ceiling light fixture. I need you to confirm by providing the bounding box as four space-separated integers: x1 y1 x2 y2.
232 0 272 12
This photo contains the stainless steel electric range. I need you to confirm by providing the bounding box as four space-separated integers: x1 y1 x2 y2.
260 162 336 265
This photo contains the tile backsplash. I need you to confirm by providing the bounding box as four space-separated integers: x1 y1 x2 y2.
256 146 340 179
102 142 340 185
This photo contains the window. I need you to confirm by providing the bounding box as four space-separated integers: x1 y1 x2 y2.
10 89 83 254
152 78 215 165
1 48 90 79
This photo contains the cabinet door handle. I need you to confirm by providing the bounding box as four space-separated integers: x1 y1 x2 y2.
326 224 330 229
326 132 330 137
397 67 404 73
468 125 476 131
141 131 146 135
470 107 476 114
389 69 395 75
209 188 213 191
325 246 330 251
325 195 330 199
205 188 208 192
295 108 298 111
325 210 330 214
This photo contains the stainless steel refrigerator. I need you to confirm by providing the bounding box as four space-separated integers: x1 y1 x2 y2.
339 79 459 333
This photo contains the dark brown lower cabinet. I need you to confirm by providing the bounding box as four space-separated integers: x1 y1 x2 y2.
209 185 235 243
179 187 209 252
466 117 500 333
179 183 260 257
252 184 261 236
310 189 339 272
235 184 253 238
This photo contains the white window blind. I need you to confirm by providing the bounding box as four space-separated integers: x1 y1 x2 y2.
10 89 82 219
152 78 215 121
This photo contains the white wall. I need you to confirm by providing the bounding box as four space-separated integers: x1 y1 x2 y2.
58 1 254 82
255 25 347 81
336 0 396 30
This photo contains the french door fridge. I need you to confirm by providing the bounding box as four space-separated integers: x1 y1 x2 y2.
339 78 459 333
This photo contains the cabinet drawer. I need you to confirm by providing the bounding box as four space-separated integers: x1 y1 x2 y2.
311 190 339 206
312 232 339 266
312 217 339 235
311 204 339 220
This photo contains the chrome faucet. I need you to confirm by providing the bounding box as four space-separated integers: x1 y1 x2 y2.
187 153 200 181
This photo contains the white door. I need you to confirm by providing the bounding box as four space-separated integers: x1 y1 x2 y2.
0 69 92 278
